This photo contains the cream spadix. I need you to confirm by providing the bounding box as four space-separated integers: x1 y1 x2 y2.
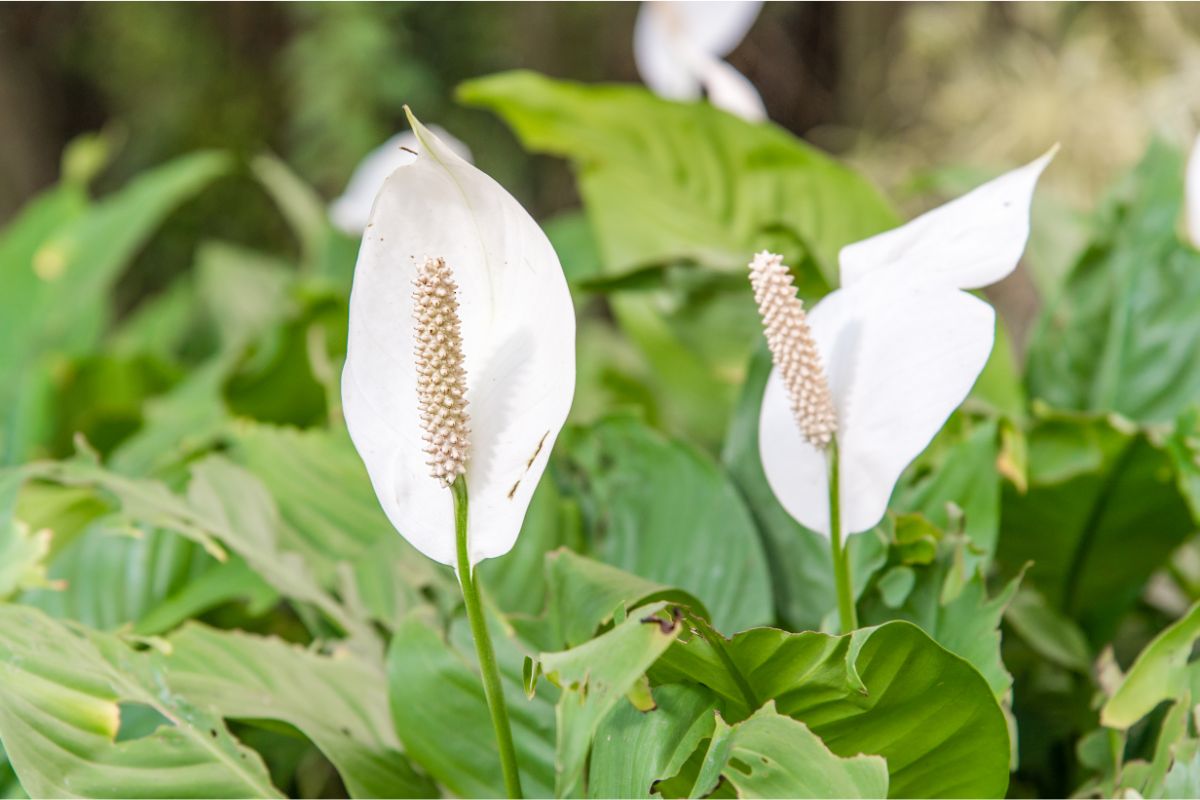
756 148 1055 538
342 110 576 567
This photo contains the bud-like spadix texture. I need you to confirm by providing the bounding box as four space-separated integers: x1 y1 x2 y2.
748 251 836 449
413 257 470 486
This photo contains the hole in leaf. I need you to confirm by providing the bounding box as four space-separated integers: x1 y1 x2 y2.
116 702 172 742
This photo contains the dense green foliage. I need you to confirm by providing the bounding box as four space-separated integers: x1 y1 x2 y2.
2 67 1200 800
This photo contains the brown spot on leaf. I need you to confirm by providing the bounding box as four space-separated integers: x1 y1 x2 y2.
507 480 520 499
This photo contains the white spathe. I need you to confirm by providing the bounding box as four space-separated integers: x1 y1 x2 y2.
759 149 1055 537
1187 134 1200 249
634 1 767 122
342 110 576 567
329 127 473 235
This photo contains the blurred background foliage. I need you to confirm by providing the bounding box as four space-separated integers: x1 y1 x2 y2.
4 3 1200 341
3 3 1200 799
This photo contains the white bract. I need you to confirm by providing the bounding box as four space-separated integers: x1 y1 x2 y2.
759 149 1055 537
1187 133 1200 249
329 127 473 235
634 1 766 122
342 110 575 567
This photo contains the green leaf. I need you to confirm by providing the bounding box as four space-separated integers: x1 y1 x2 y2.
387 611 557 799
1003 586 1092 674
1164 746 1200 799
535 601 684 797
589 683 716 799
0 153 228 464
1166 407 1200 522
28 457 370 648
997 410 1194 641
861 533 1021 703
0 605 280 798
561 417 772 633
480 478 582 618
691 702 889 799
195 241 295 351
896 418 1001 573
0 184 87 463
1101 599 1200 730
21 519 213 631
656 621 1010 798
165 623 435 798
458 71 896 284
540 547 709 650
1026 140 1200 424
0 518 53 600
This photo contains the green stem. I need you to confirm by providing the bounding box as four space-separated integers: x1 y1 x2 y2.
452 477 523 799
828 442 858 634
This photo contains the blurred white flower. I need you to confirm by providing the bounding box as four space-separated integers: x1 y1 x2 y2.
634 1 766 122
342 111 575 566
1187 134 1200 249
329 127 473 235
758 149 1055 538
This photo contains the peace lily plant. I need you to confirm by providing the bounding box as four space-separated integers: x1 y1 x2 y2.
750 149 1055 634
342 109 576 798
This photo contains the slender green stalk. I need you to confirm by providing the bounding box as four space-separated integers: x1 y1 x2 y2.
827 442 858 634
452 477 523 799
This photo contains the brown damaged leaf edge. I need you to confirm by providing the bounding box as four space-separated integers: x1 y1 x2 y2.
640 606 683 635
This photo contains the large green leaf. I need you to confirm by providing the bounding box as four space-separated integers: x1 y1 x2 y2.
458 71 896 284
861 547 1021 704
0 605 280 798
561 417 772 633
655 621 1010 798
27 457 370 648
690 702 889 799
534 601 684 797
21 518 212 631
387 611 557 799
1025 140 1200 424
165 623 435 798
589 683 716 799
996 409 1195 641
479 477 582 618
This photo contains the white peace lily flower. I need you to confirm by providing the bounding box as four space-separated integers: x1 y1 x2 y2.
329 126 473 235
342 109 575 567
634 0 767 122
756 148 1056 538
1187 133 1200 249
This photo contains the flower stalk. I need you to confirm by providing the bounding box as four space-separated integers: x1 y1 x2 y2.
452 477 523 799
826 442 857 634
748 251 855 633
